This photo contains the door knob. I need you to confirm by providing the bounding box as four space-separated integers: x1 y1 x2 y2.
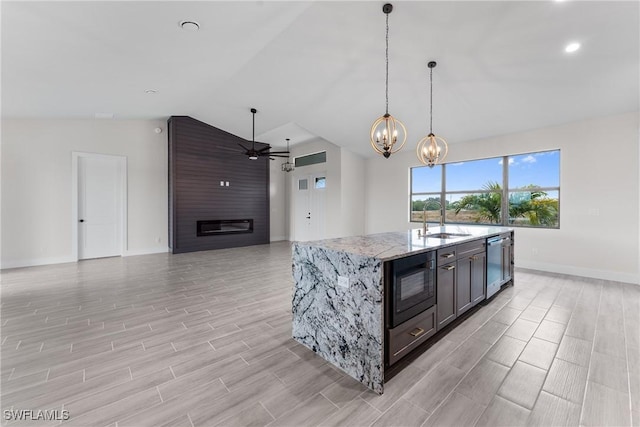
79 219 85 223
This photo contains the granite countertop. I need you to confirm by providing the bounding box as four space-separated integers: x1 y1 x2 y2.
295 225 513 261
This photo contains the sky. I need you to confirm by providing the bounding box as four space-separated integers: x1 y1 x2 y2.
412 150 560 194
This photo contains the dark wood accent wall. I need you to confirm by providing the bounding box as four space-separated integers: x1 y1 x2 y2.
168 116 270 254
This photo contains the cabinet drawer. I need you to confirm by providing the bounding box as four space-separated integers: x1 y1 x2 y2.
437 247 457 266
387 305 437 365
457 239 485 258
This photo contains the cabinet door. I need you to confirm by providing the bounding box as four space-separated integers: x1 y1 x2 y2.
437 262 456 330
456 257 473 316
471 251 486 305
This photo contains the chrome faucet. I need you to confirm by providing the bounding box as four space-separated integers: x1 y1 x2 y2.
420 201 445 237
422 205 428 235
434 200 445 227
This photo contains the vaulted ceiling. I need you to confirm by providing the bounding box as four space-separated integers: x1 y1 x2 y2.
2 1 638 157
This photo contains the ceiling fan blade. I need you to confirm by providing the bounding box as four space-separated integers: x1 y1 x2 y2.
258 146 272 153
266 150 290 155
237 142 250 152
268 154 290 158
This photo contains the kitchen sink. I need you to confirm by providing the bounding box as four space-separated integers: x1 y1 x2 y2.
425 232 471 239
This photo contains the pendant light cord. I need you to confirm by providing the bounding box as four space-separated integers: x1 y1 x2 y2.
429 66 433 133
252 110 255 149
385 12 389 115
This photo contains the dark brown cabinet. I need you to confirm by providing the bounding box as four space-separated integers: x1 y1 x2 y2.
456 258 472 316
387 305 437 366
384 231 514 369
437 260 457 330
471 251 487 304
456 239 487 316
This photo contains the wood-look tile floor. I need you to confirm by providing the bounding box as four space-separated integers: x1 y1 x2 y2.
1 241 639 426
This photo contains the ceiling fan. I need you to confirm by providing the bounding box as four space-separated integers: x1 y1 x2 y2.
238 108 290 160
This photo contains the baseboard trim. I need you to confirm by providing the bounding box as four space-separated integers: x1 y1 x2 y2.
124 247 170 257
1 247 170 270
517 260 639 285
1 256 76 270
270 236 287 242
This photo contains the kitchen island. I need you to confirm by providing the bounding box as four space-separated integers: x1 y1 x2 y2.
291 225 513 394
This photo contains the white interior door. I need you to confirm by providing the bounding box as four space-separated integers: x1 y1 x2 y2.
78 155 124 260
293 173 326 241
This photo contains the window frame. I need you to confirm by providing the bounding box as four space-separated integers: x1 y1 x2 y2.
409 149 560 229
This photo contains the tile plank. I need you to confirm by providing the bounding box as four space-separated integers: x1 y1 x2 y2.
370 398 430 427
422 391 485 427
497 361 547 409
527 391 581 427
543 358 588 403
475 395 531 427
581 381 631 427
518 337 558 370
403 362 466 414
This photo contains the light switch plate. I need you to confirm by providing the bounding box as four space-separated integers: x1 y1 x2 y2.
337 276 349 289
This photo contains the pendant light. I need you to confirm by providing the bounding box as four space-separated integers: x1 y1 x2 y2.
281 138 295 172
417 61 448 167
370 3 406 159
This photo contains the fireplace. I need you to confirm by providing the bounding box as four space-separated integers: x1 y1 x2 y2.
197 219 253 236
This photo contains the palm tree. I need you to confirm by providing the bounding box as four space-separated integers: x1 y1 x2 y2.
453 181 558 226
453 181 502 223
509 186 558 226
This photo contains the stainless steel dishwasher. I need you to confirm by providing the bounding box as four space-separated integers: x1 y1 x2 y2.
486 235 509 298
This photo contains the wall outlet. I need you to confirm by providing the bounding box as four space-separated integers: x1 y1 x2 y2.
337 275 349 289
225 181 230 187
531 247 538 255
220 181 224 186
155 237 161 243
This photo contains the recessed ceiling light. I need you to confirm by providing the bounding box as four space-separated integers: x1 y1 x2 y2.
180 20 200 31
145 89 158 94
564 42 581 53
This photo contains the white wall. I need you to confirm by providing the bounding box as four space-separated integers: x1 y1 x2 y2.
340 147 366 237
365 112 640 284
1 119 168 268
269 148 287 241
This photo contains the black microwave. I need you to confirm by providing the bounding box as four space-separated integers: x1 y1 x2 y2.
388 251 436 328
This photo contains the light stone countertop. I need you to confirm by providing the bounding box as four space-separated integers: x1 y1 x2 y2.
294 225 513 261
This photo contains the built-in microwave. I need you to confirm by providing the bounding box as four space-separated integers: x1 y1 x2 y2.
388 251 436 328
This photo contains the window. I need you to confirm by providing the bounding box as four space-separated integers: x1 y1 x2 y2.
410 167 441 223
410 150 560 228
508 151 560 227
295 151 326 167
445 158 503 225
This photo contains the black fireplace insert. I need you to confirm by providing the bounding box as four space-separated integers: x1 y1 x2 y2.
197 219 253 236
